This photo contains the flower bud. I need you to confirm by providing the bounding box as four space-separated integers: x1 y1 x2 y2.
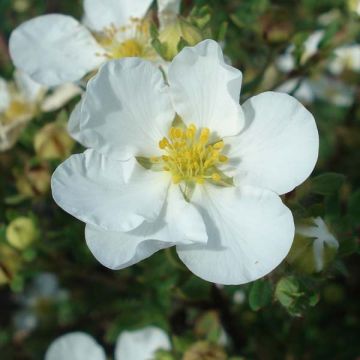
183 342 226 360
15 163 51 197
34 122 74 160
159 19 202 60
347 0 360 15
12 0 30 13
6 217 38 250
0 243 22 285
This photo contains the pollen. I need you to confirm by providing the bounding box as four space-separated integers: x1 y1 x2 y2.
96 19 156 60
151 124 229 185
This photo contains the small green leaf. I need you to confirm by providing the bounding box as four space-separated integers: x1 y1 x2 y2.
311 173 345 196
249 279 272 311
177 37 190 53
275 276 300 308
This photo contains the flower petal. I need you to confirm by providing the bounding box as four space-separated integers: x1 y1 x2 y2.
79 58 175 160
115 327 171 360
83 0 153 32
85 185 207 270
51 149 169 232
168 39 244 137
296 217 338 272
276 78 315 104
177 185 294 285
41 83 82 112
67 99 85 144
9 15 104 86
85 225 173 270
228 91 319 195
45 332 106 360
0 77 10 112
157 0 181 28
14 70 45 102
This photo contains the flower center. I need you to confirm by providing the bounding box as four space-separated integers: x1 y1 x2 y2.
96 19 156 60
151 124 229 185
2 100 34 125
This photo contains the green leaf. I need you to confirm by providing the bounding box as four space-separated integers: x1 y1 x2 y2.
311 173 345 196
275 276 300 308
177 37 190 53
348 189 360 226
249 279 272 311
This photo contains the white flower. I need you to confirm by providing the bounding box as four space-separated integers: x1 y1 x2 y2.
277 76 355 107
0 70 80 151
0 70 43 151
9 0 177 86
51 40 319 285
45 327 171 360
277 30 324 73
295 217 339 272
276 78 315 104
310 76 355 107
14 273 68 332
328 44 360 75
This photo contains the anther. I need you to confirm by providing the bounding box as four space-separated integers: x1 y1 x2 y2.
211 173 221 182
219 155 228 163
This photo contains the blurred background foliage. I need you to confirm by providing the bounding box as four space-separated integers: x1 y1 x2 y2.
0 0 359 359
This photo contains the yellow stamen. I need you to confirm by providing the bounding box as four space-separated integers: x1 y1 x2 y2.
153 124 229 185
211 173 221 182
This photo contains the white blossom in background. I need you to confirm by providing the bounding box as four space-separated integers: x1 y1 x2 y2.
276 76 356 107
347 0 360 15
310 76 356 107
295 217 339 272
14 273 68 332
45 327 171 360
158 0 181 28
276 78 315 104
9 0 180 87
277 30 324 73
0 70 80 151
328 44 360 75
51 40 319 285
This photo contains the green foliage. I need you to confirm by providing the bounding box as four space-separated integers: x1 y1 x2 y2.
311 172 346 196
248 279 272 311
0 0 359 359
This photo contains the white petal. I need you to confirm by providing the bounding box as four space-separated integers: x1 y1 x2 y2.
85 225 173 270
85 186 207 270
41 83 82 112
157 0 181 15
328 44 360 75
157 0 181 28
9 15 104 86
45 332 106 360
115 327 171 360
14 69 45 102
310 76 355 107
228 91 319 195
301 30 324 64
275 78 315 103
168 39 244 137
276 50 295 73
296 217 338 272
177 185 294 285
79 58 175 160
83 0 153 31
0 78 10 112
67 99 85 144
51 149 169 232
